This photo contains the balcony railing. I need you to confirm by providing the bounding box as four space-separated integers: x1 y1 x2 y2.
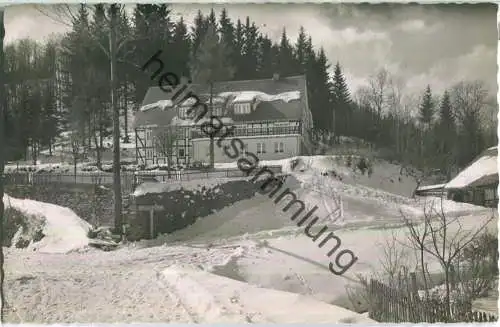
192 125 301 138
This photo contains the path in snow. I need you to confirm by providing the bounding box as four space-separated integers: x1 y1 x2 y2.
4 249 188 323
4 243 249 323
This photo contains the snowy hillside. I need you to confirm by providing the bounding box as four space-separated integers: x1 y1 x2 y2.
4 194 91 253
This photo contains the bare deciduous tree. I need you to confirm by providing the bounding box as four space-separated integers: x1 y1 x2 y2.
450 81 488 122
367 68 391 121
69 131 84 182
400 197 495 318
155 127 177 179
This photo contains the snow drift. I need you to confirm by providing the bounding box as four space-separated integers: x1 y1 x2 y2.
161 264 375 323
3 194 91 253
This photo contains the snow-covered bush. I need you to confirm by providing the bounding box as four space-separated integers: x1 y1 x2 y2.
3 206 45 248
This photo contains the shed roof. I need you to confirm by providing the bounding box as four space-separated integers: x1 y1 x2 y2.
445 146 498 189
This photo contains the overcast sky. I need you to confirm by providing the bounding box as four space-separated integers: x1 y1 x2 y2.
4 3 498 96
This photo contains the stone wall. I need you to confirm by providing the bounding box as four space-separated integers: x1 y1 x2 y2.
5 184 114 227
128 176 287 241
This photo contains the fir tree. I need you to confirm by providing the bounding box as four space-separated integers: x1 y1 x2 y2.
277 29 295 77
435 90 456 178
256 34 274 78
294 26 308 73
191 10 208 58
310 48 333 132
171 17 191 78
218 8 235 64
242 16 259 79
207 8 217 27
331 62 351 137
419 85 434 127
233 19 245 79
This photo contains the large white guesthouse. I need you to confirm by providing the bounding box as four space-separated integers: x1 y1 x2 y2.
133 74 313 167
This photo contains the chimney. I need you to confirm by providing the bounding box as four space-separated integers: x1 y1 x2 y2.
272 73 280 81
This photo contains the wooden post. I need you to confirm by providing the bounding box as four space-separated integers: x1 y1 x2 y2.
149 208 154 239
450 265 456 291
410 272 418 299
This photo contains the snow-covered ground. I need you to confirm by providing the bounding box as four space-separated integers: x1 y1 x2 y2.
4 155 498 322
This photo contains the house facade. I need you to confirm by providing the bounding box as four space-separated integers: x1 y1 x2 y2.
133 75 313 167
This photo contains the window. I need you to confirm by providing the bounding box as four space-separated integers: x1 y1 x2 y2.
180 106 196 119
178 148 185 157
212 105 223 117
234 103 251 114
257 142 266 154
146 130 153 144
485 188 496 201
179 107 187 119
274 142 284 153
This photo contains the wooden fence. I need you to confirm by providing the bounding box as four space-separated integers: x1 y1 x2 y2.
4 172 137 195
368 278 498 323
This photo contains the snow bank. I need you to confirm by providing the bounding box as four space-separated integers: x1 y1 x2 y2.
161 264 375 323
3 194 91 253
132 182 177 197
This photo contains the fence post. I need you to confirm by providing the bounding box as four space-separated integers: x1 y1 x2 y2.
410 272 418 299
449 265 456 291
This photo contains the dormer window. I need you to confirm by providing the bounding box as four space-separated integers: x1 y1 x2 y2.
234 103 251 114
178 106 191 119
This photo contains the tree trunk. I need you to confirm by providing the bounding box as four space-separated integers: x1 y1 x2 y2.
31 140 38 165
420 248 429 299
93 114 101 171
0 8 6 320
444 265 451 321
110 5 123 235
123 82 130 143
98 107 104 169
73 156 77 183
209 82 214 169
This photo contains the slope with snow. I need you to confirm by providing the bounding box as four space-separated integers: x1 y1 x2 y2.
4 194 91 254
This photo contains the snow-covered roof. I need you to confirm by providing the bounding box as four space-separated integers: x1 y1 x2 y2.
135 75 308 128
445 148 498 189
179 95 227 107
416 183 446 192
219 91 301 104
139 100 174 112
170 116 234 127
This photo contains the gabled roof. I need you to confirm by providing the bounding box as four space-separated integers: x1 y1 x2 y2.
445 146 498 189
133 75 307 128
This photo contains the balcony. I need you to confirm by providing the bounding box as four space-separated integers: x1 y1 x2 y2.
191 123 301 139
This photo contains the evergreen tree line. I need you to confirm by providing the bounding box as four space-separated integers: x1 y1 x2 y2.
2 4 496 175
